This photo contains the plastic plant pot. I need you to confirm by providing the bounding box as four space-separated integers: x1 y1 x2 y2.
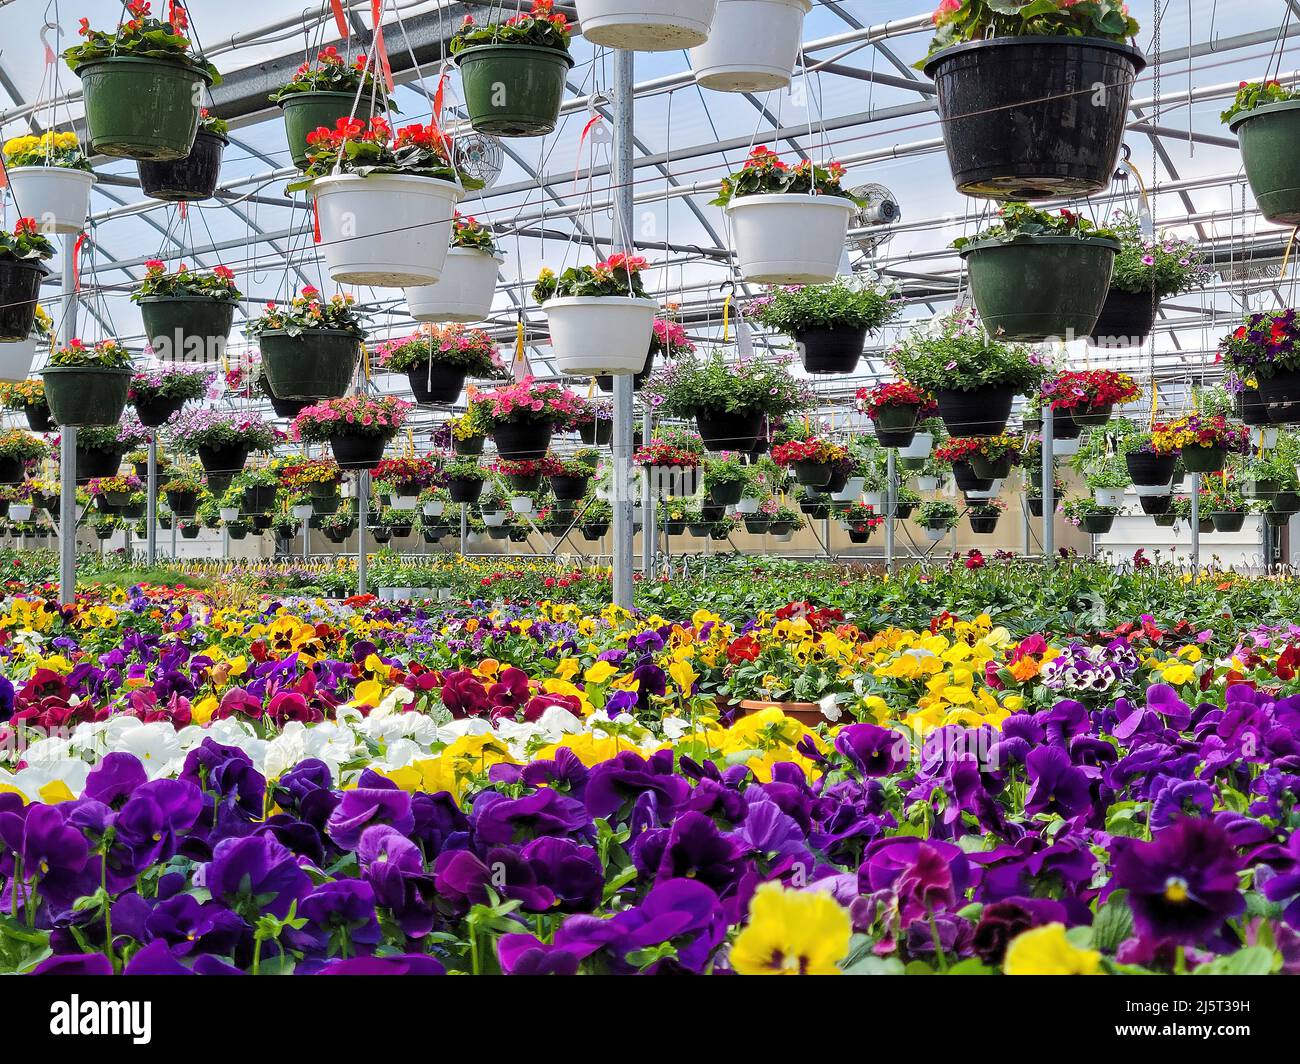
596 348 654 393
1237 387 1272 426
279 91 360 170
935 385 1016 438
1138 493 1172 515
694 408 765 452
137 296 237 364
725 193 854 284
1088 288 1159 349
1179 445 1227 474
951 462 993 493
1258 368 1300 424
578 420 613 446
490 422 553 461
4 166 96 234
870 406 919 448
42 365 131 427
137 131 227 202
260 329 361 401
795 324 868 375
897 431 933 460
453 435 485 456
575 0 719 51
406 249 503 323
968 514 1000 534
1094 488 1125 508
330 433 389 471
923 36 1145 199
447 477 485 504
542 296 658 376
689 0 812 93
1080 513 1117 535
1126 451 1177 487
793 461 832 487
1230 99 1300 225
550 474 589 501
708 480 744 506
167 491 200 517
1212 511 1247 533
970 452 1014 480
76 56 211 161
23 402 53 433
831 476 866 502
0 260 50 343
1071 402 1114 428
0 338 36 383
133 395 187 428
197 444 250 480
455 44 574 137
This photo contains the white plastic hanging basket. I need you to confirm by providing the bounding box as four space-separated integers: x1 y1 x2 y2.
898 432 934 460
543 295 657 376
914 475 939 492
1052 436 1081 457
510 496 534 513
482 510 508 527
965 481 1003 500
1134 482 1171 498
831 475 865 502
220 507 239 522
405 249 502 323
576 0 719 51
313 173 463 287
0 339 37 383
924 526 947 542
861 490 884 510
422 500 445 517
726 193 853 284
6 166 97 235
1094 488 1125 508
292 503 314 521
690 0 812 93
736 496 761 514
392 494 419 510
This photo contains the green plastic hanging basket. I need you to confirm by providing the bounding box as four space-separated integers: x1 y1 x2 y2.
76 56 211 161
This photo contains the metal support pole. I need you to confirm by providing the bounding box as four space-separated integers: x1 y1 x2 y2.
1040 406 1055 562
146 438 158 566
356 469 370 595
641 408 654 580
611 47 636 610
885 449 897 573
58 234 79 606
1190 471 1201 577
459 503 468 556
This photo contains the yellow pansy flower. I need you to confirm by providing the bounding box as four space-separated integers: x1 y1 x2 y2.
1003 924 1102 975
731 883 851 975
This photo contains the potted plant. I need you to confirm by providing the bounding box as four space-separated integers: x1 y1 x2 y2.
690 0 812 92
477 378 584 460
597 316 694 394
244 286 366 401
645 349 808 452
890 309 1044 438
917 500 959 541
451 2 574 137
1222 310 1300 423
137 109 228 202
574 0 718 51
63 5 219 161
1062 496 1120 535
0 220 55 343
87 474 143 512
580 499 613 540
891 485 921 521
375 323 503 406
703 452 750 505
549 452 599 500
855 381 936 448
479 483 510 527
290 116 478 287
0 430 48 485
967 498 1006 534
1121 429 1178 496
161 469 205 517
711 146 857 284
293 395 410 471
492 456 548 494
131 260 241 365
771 436 848 488
935 437 994 493
406 215 504 324
42 338 133 427
749 276 900 374
898 417 942 467
372 456 436 508
0 379 52 433
1042 368 1140 428
768 505 803 540
1080 455 1130 508
225 518 251 541
71 424 128 481
1091 212 1208 347
839 501 883 544
532 254 658 376
921 0 1143 198
442 459 488 505
1206 482 1249 533
236 467 280 513
1154 415 1249 475
449 404 490 455
167 409 277 483
966 434 1022 480
1 131 96 234
1224 80 1300 225
953 204 1121 342
129 365 212 428
575 399 614 446
634 436 703 499
269 45 393 170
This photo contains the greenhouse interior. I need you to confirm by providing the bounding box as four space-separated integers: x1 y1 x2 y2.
0 0 1298 993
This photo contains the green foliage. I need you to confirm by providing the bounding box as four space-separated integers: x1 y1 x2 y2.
747 276 902 334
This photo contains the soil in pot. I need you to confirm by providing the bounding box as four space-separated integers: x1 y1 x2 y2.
1089 288 1158 348
407 362 467 405
137 131 226 201
935 385 1015 438
796 325 867 374
491 422 553 461
923 36 1145 199
694 408 764 452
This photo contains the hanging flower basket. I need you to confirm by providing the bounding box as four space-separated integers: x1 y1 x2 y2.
407 249 502 323
689 0 811 92
137 128 227 202
1080 513 1117 535
198 445 250 479
1089 288 1159 349
294 395 409 472
726 194 853 284
75 57 212 161
1237 387 1272 426
1180 446 1227 474
950 462 993 494
0 259 50 344
922 37 1145 199
454 434 486 456
313 173 464 287
260 329 361 402
544 296 658 376
492 422 553 461
1212 511 1248 533
1126 451 1177 489
934 386 1016 438
1229 100 1300 225
4 167 96 234
455 45 574 137
968 513 1000 535
43 365 131 428
695 408 765 452
136 296 236 364
959 235 1120 342
76 443 124 480
575 0 719 51
0 339 37 383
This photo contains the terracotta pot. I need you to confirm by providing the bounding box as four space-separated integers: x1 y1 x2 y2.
737 697 824 728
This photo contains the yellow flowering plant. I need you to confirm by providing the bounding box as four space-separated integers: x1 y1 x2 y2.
2 130 91 171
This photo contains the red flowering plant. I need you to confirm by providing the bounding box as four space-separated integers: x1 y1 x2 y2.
491 456 565 479
840 501 885 533
710 146 859 207
64 2 221 82
770 437 849 468
269 45 391 106
131 261 240 303
855 381 937 419
293 395 411 443
1221 310 1300 382
372 456 436 494
449 213 498 254
532 253 650 301
1041 369 1140 412
633 441 702 469
0 217 56 263
1152 415 1251 455
651 317 695 357
451 0 573 53
933 437 983 465
1222 79 1300 123
923 0 1138 59
289 115 482 191
477 378 586 428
